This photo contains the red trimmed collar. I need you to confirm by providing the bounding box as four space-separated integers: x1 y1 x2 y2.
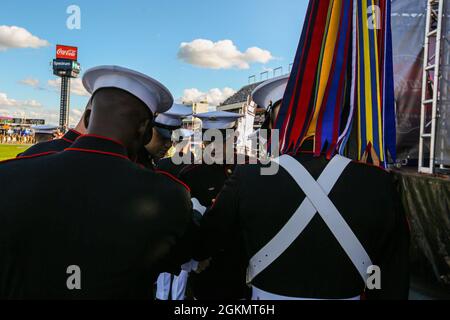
61 129 82 144
65 135 129 161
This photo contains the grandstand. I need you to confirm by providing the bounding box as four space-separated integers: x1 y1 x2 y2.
218 80 272 129
218 68 292 128
218 81 264 113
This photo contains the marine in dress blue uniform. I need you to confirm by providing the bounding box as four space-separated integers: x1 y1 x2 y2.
178 111 252 300
150 107 194 301
0 66 193 299
157 129 195 177
192 77 410 300
138 104 192 170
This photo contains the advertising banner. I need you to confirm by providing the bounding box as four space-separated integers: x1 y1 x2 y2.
56 45 78 61
391 0 427 164
436 1 450 167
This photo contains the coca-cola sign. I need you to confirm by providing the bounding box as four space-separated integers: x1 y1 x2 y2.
56 45 78 61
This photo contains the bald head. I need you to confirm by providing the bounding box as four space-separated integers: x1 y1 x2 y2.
87 88 154 157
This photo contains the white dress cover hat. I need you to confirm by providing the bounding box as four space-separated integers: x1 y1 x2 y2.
195 111 244 130
82 65 173 114
155 104 193 128
251 75 290 110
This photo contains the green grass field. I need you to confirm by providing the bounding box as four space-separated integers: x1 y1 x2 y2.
0 144 31 161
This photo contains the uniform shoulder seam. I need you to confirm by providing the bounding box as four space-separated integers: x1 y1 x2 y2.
155 169 191 193
0 151 58 165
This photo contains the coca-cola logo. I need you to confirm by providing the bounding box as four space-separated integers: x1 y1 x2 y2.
56 45 78 60
57 48 76 57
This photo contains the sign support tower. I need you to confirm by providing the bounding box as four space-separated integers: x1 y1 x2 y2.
52 45 80 132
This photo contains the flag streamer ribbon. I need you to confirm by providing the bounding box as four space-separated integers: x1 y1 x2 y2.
275 0 396 167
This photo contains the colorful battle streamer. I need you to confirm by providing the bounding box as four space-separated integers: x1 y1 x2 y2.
275 0 396 167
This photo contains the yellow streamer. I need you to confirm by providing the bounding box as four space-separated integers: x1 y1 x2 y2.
306 0 343 140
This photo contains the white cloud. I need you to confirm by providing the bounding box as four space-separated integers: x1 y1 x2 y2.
19 77 40 88
177 39 273 69
22 100 42 108
0 93 17 107
0 25 49 51
181 87 236 106
0 92 42 108
48 78 90 97
71 108 83 118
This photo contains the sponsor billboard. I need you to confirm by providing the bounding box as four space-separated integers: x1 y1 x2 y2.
56 45 78 61
53 59 73 69
53 59 81 70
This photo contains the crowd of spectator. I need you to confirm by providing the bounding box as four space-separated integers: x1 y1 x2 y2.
0 128 35 145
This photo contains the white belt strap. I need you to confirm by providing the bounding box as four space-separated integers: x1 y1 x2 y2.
156 273 172 300
248 155 372 284
252 286 361 301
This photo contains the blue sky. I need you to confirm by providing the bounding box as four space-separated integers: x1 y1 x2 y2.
0 0 307 124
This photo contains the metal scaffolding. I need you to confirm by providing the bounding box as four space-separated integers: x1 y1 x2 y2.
418 0 444 174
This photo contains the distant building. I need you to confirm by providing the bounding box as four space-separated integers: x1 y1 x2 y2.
193 101 209 114
181 101 209 131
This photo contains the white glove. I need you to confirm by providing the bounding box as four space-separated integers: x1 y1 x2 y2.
191 198 207 216
181 260 199 272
